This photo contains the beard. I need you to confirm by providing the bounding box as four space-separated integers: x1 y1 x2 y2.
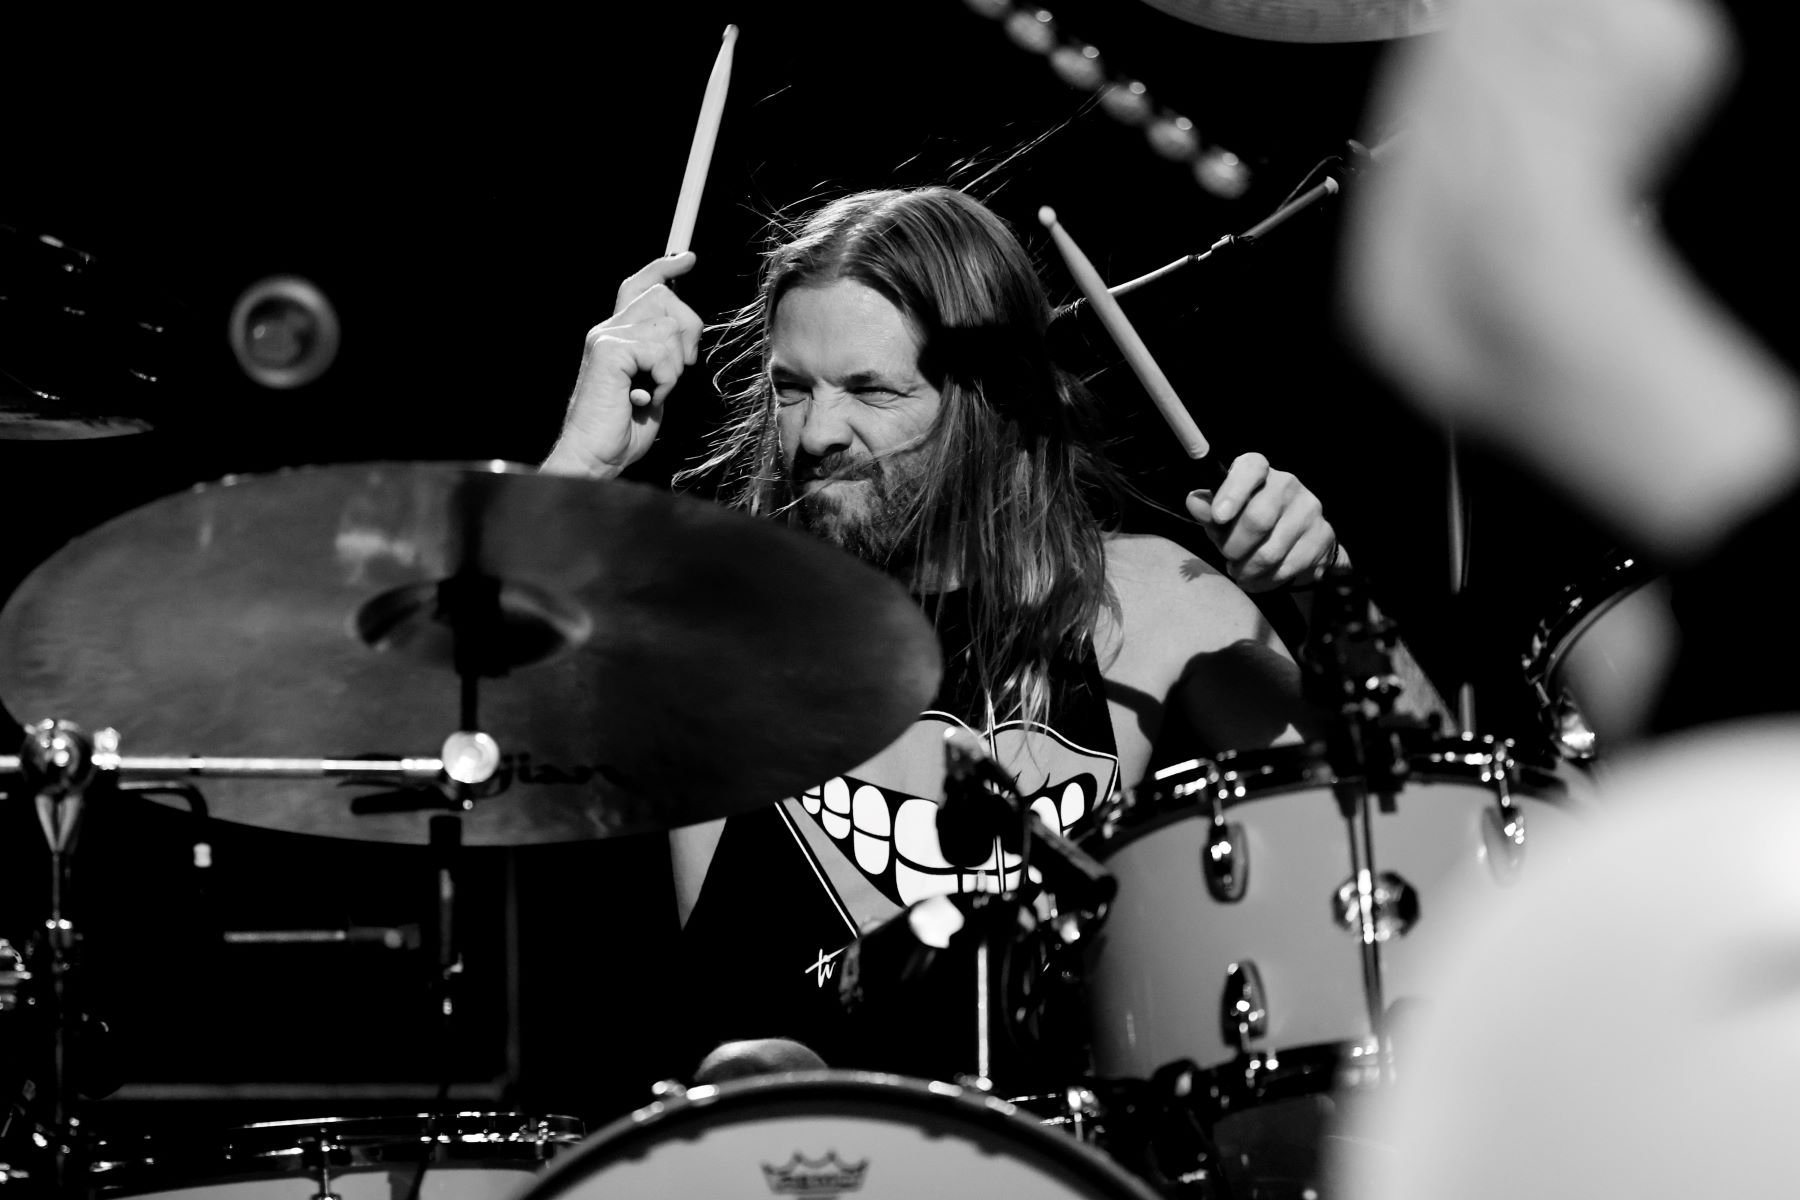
782 449 928 566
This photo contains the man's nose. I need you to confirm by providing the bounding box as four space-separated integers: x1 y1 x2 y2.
796 390 855 458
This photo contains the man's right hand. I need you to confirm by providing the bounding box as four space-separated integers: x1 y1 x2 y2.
541 251 703 479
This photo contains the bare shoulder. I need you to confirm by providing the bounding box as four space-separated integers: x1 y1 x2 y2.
1097 533 1282 665
1096 532 1305 759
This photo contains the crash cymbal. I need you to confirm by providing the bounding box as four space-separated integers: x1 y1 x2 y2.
0 365 155 439
1136 0 1451 42
0 223 175 439
0 462 942 845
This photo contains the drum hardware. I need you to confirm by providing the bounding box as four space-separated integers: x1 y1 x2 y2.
303 1133 345 1200
1303 565 1423 1082
1220 960 1268 1056
1202 816 1248 904
1329 873 1417 940
0 939 29 1012
1026 1084 1106 1144
14 718 108 1197
1144 760 1255 907
1477 741 1528 880
1 719 502 1196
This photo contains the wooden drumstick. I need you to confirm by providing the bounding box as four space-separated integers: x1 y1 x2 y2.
1038 206 1211 461
630 24 738 404
666 24 739 257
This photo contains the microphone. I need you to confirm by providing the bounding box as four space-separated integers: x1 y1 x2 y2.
936 729 1021 869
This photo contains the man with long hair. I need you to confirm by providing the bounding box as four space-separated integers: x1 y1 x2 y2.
544 187 1335 1082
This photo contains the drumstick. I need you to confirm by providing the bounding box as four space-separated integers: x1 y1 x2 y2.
630 24 738 403
1038 206 1210 460
666 24 739 257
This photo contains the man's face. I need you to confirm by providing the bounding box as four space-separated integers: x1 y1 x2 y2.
771 280 945 560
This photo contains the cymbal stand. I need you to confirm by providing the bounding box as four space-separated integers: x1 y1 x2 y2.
14 719 112 1198
0 721 497 1195
1304 567 1416 1084
405 563 508 1200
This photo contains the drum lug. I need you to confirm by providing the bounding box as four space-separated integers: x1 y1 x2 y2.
1220 959 1268 1052
1549 689 1599 761
1202 817 1248 902
1480 742 1528 880
304 1136 343 1200
0 939 30 1012
1332 872 1419 940
1482 804 1527 880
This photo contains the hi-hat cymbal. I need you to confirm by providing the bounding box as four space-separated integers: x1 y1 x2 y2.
0 462 943 845
1137 0 1451 42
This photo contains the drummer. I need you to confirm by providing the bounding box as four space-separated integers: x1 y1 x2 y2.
542 187 1348 1083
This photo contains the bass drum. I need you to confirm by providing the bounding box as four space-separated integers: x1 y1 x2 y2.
91 1112 585 1200
517 1071 1161 1200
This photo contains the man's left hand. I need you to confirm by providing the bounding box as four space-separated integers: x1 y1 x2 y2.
1186 452 1341 592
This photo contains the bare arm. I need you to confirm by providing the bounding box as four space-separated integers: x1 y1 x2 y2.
1099 535 1316 772
541 253 704 479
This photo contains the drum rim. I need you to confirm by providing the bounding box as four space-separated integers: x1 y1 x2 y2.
1520 550 1661 688
1085 732 1576 855
90 1111 585 1190
519 1070 1160 1200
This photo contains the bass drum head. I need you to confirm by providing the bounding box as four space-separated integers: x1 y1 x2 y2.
522 1071 1161 1200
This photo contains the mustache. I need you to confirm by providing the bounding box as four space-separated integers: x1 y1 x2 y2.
793 452 882 484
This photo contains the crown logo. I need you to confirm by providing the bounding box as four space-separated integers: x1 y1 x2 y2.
761 1151 871 1195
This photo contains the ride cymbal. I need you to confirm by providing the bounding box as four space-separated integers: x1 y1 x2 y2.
1136 0 1451 43
0 462 943 845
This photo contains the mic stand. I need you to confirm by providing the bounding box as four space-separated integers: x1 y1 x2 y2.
406 558 508 1200
1059 130 1410 318
1304 566 1422 1085
935 735 1115 1092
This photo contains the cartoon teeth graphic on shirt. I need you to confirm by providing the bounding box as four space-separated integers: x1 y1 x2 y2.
794 710 1120 915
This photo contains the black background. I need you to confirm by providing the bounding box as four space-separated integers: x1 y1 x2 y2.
0 0 1664 1145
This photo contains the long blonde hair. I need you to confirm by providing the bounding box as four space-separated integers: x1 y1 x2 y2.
676 188 1126 726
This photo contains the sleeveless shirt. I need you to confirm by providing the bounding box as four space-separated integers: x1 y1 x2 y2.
675 589 1120 1085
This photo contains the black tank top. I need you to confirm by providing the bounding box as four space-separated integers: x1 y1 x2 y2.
676 589 1119 1085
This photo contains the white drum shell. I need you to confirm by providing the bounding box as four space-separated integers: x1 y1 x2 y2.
1084 739 1587 1079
